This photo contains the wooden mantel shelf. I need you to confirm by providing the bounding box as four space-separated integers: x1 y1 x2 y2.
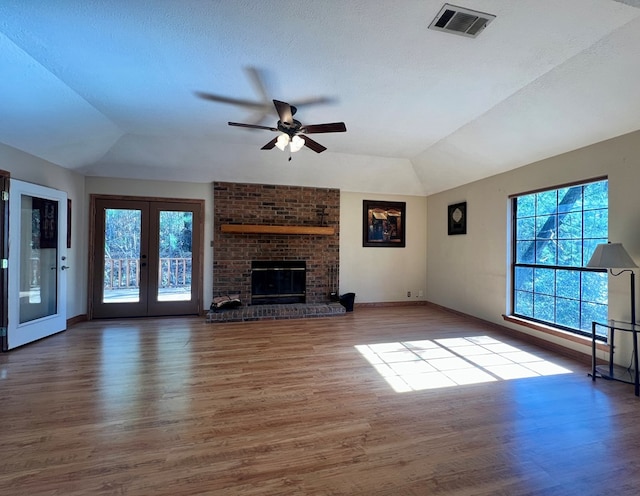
220 224 335 235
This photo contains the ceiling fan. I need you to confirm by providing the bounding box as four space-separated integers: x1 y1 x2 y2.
228 99 347 156
195 67 333 126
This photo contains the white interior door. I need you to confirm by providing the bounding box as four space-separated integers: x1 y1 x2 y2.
7 179 67 350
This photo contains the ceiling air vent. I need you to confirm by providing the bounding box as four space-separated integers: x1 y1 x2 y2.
429 4 495 38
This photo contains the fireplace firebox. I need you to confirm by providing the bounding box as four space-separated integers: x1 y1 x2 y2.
251 261 306 305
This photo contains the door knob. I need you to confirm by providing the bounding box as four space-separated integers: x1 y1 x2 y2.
61 265 70 270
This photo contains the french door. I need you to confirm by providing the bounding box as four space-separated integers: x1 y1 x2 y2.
90 197 203 318
6 180 68 350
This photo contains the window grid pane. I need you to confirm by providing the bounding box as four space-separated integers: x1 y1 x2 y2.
512 179 608 339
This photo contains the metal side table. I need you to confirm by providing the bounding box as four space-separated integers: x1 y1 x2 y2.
591 320 639 396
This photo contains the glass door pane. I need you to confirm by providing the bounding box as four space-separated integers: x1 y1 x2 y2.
157 210 193 302
19 195 59 323
103 208 142 304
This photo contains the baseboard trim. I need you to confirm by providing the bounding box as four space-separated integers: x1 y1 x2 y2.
67 314 88 328
424 301 595 366
355 301 428 308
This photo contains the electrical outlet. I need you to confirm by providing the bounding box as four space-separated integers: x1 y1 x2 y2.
407 291 411 298
419 290 424 297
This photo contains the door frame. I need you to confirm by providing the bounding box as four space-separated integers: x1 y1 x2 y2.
88 194 205 319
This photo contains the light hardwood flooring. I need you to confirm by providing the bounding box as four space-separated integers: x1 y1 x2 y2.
1 306 639 495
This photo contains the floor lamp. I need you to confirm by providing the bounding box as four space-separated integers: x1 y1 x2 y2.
587 242 638 323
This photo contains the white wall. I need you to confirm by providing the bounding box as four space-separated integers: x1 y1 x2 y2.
0 143 87 320
426 129 640 363
85 177 214 312
340 192 427 303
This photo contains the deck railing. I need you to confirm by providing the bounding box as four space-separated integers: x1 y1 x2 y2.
104 257 192 289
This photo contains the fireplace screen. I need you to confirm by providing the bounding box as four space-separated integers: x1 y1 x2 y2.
251 261 306 305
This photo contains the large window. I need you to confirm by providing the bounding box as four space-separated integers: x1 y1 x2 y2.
511 179 608 338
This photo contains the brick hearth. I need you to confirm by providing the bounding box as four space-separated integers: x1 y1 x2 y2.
207 302 346 323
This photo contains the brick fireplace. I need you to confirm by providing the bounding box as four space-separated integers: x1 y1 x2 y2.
213 182 340 305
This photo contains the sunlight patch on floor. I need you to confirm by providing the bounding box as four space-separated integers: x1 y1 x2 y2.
355 335 573 393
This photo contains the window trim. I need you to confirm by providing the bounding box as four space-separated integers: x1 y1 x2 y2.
502 313 609 353
507 175 608 199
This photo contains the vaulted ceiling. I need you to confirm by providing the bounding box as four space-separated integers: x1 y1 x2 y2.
1 0 639 195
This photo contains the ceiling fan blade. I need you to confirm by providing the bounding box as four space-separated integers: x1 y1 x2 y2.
291 96 335 108
301 136 327 153
195 92 266 109
300 122 347 134
273 100 294 125
228 122 278 131
261 137 278 150
245 67 270 103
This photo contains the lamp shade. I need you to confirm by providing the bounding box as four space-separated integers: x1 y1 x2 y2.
586 243 638 269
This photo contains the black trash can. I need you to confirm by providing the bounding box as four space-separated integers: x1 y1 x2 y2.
339 292 356 312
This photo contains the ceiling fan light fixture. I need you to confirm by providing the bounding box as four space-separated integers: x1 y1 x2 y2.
275 133 290 151
290 135 305 153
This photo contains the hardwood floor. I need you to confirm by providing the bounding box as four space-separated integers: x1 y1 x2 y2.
1 306 639 495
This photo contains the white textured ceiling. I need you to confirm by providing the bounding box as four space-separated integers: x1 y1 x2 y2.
1 0 639 195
